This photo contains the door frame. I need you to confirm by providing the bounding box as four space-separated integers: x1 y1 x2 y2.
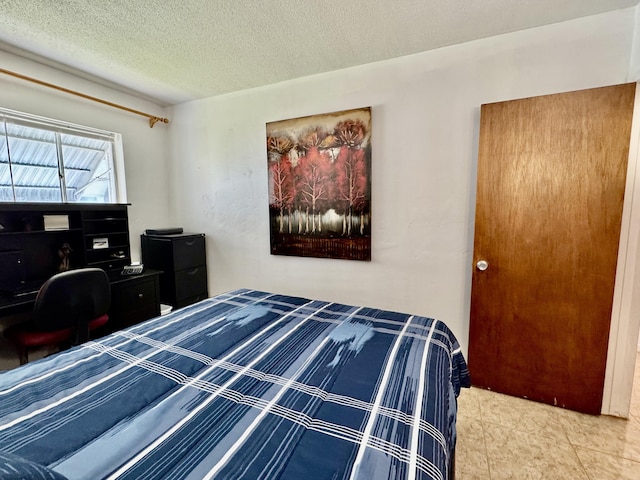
604 81 640 417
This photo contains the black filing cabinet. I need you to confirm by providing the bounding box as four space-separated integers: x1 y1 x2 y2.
141 233 208 308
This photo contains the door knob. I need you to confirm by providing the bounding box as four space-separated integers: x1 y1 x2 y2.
476 260 489 271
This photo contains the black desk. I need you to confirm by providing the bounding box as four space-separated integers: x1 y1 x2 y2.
0 270 162 333
0 291 38 317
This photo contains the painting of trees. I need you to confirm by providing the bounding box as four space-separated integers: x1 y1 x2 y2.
267 108 371 260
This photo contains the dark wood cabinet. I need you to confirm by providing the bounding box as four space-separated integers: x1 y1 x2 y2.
0 203 131 289
141 233 208 308
0 203 161 332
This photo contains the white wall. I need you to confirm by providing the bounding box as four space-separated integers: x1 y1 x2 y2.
169 7 638 356
0 50 175 259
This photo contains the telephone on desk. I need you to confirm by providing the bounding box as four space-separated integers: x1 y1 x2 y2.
121 264 144 276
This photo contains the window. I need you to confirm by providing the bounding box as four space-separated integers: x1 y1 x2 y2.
0 108 126 203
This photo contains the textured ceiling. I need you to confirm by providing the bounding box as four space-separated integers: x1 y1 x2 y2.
0 0 638 106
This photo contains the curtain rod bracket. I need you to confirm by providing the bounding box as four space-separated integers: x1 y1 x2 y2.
149 116 170 128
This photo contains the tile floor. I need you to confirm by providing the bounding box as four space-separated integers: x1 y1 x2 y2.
455 353 640 479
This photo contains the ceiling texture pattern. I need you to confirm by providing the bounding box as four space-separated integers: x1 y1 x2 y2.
0 0 638 106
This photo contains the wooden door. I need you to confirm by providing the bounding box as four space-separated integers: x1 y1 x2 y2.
468 84 636 414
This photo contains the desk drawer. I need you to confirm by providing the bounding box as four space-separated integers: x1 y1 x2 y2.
109 275 160 330
116 278 157 307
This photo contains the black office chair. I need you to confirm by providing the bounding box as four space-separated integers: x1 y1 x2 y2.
4 268 111 365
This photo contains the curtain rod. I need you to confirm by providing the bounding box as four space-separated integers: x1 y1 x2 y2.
0 68 169 128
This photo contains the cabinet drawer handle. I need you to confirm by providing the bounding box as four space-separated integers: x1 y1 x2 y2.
185 240 195 246
186 268 199 275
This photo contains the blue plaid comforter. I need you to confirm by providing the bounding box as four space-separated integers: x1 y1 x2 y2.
0 289 470 480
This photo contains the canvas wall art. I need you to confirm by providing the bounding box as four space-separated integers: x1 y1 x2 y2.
267 107 372 261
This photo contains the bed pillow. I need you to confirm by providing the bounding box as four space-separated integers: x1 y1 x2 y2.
0 451 68 480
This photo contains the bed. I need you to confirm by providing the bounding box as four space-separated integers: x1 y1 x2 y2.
0 289 470 480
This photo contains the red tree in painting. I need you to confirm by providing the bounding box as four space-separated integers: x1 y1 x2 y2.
267 135 295 233
295 129 332 234
334 120 369 236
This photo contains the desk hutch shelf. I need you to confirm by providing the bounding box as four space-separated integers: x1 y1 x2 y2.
0 203 131 290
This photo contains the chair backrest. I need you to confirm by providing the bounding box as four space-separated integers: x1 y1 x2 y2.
32 268 111 342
